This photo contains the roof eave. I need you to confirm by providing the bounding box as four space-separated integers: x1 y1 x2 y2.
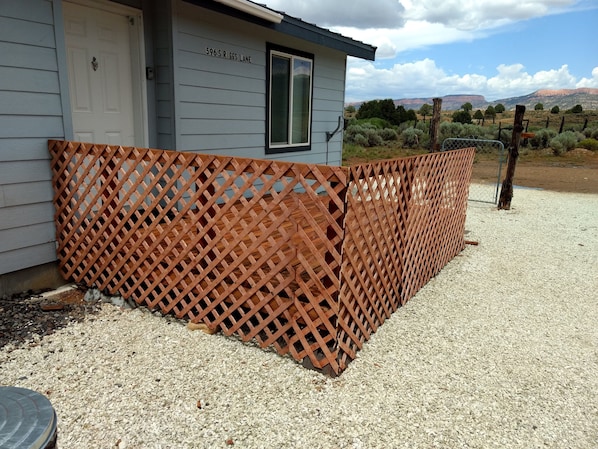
271 15 376 61
182 0 377 61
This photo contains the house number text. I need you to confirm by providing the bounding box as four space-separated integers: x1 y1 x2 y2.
205 47 252 63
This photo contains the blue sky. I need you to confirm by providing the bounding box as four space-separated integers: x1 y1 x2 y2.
262 0 598 102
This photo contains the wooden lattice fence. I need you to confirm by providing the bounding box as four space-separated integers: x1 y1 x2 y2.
49 140 474 375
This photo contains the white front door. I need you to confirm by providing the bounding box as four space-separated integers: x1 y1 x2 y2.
63 1 140 146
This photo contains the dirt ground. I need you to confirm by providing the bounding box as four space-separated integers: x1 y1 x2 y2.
471 149 598 194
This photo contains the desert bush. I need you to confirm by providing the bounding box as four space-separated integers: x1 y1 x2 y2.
401 127 424 148
414 120 429 132
582 127 598 139
579 138 598 152
345 122 401 147
352 133 368 147
365 129 385 146
379 128 399 141
529 128 557 149
360 117 391 129
549 131 579 155
439 121 463 140
460 124 487 139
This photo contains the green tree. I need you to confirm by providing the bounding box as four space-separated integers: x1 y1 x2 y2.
356 99 400 125
473 109 484 123
495 103 505 113
461 102 473 112
571 104 583 113
356 100 380 120
379 99 399 124
344 105 356 114
418 103 433 121
550 105 560 114
452 110 472 124
405 109 417 122
484 105 496 124
534 103 544 111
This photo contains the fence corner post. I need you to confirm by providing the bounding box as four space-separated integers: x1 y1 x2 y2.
429 98 442 152
498 105 526 210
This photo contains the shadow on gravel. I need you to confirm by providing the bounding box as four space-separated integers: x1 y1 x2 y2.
0 287 101 350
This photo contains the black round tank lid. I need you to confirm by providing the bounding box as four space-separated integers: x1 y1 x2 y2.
0 386 57 449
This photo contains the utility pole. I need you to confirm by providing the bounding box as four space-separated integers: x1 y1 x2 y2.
498 105 526 210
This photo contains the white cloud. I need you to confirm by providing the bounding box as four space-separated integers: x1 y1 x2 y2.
262 0 405 28
264 0 576 32
261 0 596 101
576 67 598 88
400 0 575 30
345 59 586 102
333 21 477 58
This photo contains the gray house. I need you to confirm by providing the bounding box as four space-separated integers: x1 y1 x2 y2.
0 0 376 295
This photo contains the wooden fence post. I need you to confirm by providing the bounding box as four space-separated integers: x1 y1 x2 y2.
498 105 526 210
429 98 442 152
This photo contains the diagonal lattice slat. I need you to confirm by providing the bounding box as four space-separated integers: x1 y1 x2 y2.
49 140 474 375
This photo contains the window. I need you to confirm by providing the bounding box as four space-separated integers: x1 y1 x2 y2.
267 45 313 153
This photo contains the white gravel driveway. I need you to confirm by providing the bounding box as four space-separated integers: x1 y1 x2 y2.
1 187 597 449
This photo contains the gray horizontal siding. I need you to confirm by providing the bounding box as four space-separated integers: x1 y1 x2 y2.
0 0 64 275
0 16 56 47
172 0 347 165
0 222 56 255
0 244 58 275
0 116 64 138
0 91 63 116
0 0 53 24
0 202 55 231
0 181 53 207
179 134 264 152
0 66 60 93
0 138 55 161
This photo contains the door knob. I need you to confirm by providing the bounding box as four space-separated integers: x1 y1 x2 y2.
91 57 98 71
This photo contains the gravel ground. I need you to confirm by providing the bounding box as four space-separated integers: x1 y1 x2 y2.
1 187 597 449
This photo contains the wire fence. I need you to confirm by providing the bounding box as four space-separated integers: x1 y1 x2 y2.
441 138 505 204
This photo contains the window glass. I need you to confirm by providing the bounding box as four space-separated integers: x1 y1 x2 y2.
271 55 290 145
268 48 313 152
292 59 312 144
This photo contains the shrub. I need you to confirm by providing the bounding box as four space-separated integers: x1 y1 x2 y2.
352 133 368 147
460 124 486 139
550 105 560 114
549 131 579 155
401 127 423 148
379 128 399 141
439 121 463 140
365 129 384 147
579 138 598 152
529 128 557 149
360 117 391 129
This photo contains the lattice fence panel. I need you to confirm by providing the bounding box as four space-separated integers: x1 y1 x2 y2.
49 141 474 376
335 149 475 370
50 140 348 373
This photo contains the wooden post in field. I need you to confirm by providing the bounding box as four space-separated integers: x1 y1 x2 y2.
498 105 526 210
559 116 565 134
429 97 442 152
